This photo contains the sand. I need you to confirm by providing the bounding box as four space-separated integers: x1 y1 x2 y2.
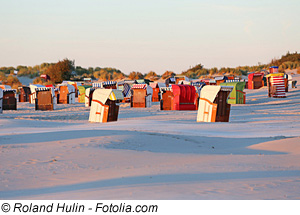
0 73 300 200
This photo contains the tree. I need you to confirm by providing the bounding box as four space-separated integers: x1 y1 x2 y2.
112 71 125 80
75 66 90 76
2 75 22 89
88 67 94 73
92 67 125 81
0 71 6 81
161 71 175 79
33 77 44 85
181 64 207 79
144 71 158 81
33 77 54 85
44 59 74 83
128 71 144 80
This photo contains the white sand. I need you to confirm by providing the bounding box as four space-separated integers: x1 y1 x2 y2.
1 73 300 200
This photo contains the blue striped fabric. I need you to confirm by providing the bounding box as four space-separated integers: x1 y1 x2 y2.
160 87 172 92
102 81 117 86
118 80 136 85
225 79 245 83
36 87 51 91
3 89 17 93
92 83 102 88
191 82 206 86
123 83 131 97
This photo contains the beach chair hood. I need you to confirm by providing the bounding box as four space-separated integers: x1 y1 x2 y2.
29 84 46 104
89 89 123 123
200 85 221 103
197 85 233 122
220 82 246 104
92 89 124 105
132 84 153 95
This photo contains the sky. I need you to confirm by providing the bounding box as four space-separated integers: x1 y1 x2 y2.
0 0 299 75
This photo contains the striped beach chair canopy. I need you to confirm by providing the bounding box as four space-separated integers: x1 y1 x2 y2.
102 81 117 87
131 84 147 89
191 82 206 86
3 89 17 93
117 80 137 86
132 84 153 95
36 87 51 91
29 84 45 92
220 85 234 91
266 73 286 97
225 78 242 83
35 87 55 96
92 82 103 88
160 87 172 93
214 76 228 81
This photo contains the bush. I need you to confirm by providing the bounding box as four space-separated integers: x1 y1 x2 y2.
2 75 22 89
33 77 44 85
92 68 125 81
144 71 159 81
162 71 175 79
128 71 144 80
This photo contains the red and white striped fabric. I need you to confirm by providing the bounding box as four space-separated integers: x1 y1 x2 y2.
131 84 147 89
271 76 286 97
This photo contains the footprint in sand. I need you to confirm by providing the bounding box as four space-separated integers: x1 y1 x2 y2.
49 159 58 163
23 159 39 165
53 156 61 159
280 179 294 183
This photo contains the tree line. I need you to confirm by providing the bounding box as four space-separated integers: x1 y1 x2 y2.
1 52 300 89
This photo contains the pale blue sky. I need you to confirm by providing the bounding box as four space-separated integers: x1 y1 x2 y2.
0 0 299 74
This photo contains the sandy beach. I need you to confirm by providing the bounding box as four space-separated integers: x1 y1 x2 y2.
1 74 300 200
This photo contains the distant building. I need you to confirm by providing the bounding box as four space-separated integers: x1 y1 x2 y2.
40 74 50 81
